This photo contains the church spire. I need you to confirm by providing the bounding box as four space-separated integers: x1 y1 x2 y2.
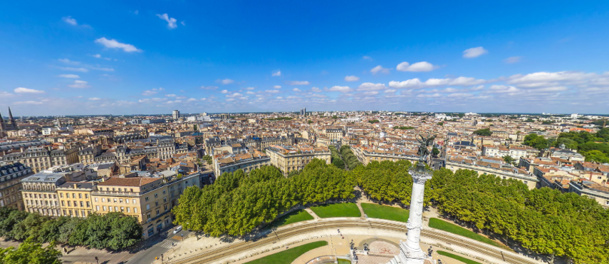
0 111 5 131
8 107 17 130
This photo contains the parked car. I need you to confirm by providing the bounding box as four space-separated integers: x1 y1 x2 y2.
173 226 182 234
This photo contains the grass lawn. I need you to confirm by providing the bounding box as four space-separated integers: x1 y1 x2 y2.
429 218 501 247
361 203 409 223
245 241 328 264
310 203 361 218
270 209 314 228
437 250 482 264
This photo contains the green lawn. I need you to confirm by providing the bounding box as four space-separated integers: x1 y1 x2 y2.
429 218 500 247
245 241 328 264
270 209 314 227
437 250 482 264
310 203 361 218
361 203 409 223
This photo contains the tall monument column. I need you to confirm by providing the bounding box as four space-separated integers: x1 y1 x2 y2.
389 134 435 264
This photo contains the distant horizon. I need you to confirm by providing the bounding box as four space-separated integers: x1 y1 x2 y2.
5 109 609 119
2 1 609 115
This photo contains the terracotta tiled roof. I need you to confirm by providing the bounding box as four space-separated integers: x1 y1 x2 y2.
98 177 160 187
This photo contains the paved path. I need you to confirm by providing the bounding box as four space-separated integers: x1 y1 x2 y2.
304 208 320 220
164 218 541 264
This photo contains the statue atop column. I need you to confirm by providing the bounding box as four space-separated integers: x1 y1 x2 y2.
389 134 435 264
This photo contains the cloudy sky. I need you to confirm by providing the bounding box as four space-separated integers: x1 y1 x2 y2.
2 1 609 116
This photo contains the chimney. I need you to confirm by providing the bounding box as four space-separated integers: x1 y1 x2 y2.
73 183 78 189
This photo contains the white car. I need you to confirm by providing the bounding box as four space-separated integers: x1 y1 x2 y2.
173 226 182 234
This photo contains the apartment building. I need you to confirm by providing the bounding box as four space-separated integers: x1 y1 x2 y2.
91 176 171 238
21 172 66 217
57 182 94 217
266 144 331 176
1 147 79 173
0 162 33 210
213 150 270 177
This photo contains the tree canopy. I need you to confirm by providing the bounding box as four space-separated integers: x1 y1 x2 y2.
473 128 492 136
0 238 61 264
523 133 549 150
0 208 141 251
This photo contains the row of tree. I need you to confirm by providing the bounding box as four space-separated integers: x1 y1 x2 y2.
328 145 345 169
0 208 142 251
339 145 362 170
173 156 607 263
172 160 355 236
430 168 609 263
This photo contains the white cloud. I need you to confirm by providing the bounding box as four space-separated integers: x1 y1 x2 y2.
246 87 255 90
181 21 186 26
362 56 373 61
62 16 78 26
370 65 390 74
389 76 485 89
58 58 80 65
444 87 458 92
357 82 386 91
396 61 435 72
311 87 322 92
290 80 310 85
274 85 282 89
246 91 255 95
221 90 229 94
388 78 423 89
265 90 280 93
60 67 88 72
226 92 243 98
417 93 441 98
156 13 178 29
166 94 177 97
504 56 521 64
93 54 102 58
14 87 44 94
489 85 520 94
58 74 80 79
507 71 591 88
272 70 281 77
14 100 43 105
293 88 301 92
219 79 234 85
363 91 379 96
142 87 164 96
89 97 101 101
463 46 488 58
345 75 359 82
187 98 197 102
329 86 352 93
385 89 396 93
95 37 142 53
69 80 89 88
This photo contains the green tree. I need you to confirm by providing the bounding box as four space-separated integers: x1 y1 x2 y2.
503 155 515 164
0 238 61 264
523 133 548 150
203 155 213 165
473 128 492 136
432 147 440 157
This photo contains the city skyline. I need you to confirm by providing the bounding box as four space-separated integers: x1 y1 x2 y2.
2 1 609 115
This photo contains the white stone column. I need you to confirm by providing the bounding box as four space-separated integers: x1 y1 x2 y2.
389 162 432 264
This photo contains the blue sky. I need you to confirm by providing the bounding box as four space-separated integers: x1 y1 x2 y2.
2 1 609 116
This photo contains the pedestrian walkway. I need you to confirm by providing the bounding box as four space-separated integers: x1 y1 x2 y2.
355 202 367 219
305 208 320 220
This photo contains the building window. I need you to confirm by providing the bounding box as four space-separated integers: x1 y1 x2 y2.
126 199 130 204
85 194 88 199
103 206 107 211
127 207 130 213
95 197 98 202
146 204 150 210
134 208 138 213
96 205 100 211
78 193 82 199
